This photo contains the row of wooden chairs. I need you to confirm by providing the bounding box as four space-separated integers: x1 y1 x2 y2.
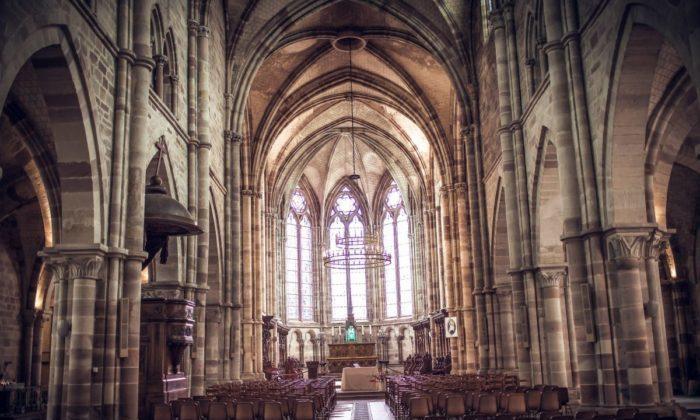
152 396 321 420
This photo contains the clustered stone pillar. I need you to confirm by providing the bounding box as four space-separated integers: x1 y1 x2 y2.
489 8 532 385
605 232 656 405
41 247 106 420
645 233 673 402
192 22 213 396
120 0 154 417
539 270 568 387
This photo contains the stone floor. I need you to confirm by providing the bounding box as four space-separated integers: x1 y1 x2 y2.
330 399 394 420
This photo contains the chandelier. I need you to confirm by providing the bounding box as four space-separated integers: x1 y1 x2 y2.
323 35 391 270
323 232 391 269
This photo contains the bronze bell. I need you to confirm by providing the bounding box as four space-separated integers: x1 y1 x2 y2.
143 175 202 268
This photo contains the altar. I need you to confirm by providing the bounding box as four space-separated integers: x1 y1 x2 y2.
326 342 377 374
341 366 381 391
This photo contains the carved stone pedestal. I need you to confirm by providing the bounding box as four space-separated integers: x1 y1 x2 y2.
139 289 195 419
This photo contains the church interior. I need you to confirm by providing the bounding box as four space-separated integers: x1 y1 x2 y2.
1 0 700 418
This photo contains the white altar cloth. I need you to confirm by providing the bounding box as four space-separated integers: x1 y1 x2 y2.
340 366 381 391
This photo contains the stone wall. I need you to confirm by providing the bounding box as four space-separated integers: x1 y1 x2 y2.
0 239 22 382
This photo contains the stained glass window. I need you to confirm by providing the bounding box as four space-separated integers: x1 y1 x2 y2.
382 181 413 318
328 185 367 321
285 187 314 321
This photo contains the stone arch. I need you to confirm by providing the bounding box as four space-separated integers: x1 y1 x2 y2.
206 200 223 305
532 134 565 266
602 4 699 227
0 28 102 246
491 184 510 287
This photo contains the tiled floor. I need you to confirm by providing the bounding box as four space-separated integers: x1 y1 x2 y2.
330 399 395 420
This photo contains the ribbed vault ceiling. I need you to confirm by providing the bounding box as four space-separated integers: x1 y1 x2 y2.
231 0 473 212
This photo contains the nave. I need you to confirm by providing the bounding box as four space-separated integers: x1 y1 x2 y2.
0 0 699 419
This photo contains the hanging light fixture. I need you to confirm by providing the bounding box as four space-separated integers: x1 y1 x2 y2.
323 35 390 271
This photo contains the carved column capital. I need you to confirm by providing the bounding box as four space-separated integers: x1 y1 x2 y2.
488 10 505 31
40 244 107 280
605 233 648 262
538 270 567 288
154 54 169 66
188 20 200 35
198 25 210 38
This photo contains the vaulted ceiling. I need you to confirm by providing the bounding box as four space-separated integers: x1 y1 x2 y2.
226 0 476 214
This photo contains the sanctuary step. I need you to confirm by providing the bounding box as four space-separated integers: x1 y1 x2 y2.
334 379 385 401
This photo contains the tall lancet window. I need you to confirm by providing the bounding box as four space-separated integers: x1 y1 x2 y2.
328 186 368 321
285 187 314 321
382 181 413 318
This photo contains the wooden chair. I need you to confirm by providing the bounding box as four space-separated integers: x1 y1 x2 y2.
235 401 255 420
295 399 315 420
477 393 498 416
617 408 640 420
408 397 431 419
445 395 466 419
207 401 228 420
152 402 172 420
178 401 200 420
506 392 526 416
262 401 284 420
574 411 597 420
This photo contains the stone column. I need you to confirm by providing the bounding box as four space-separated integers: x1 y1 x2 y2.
543 0 602 403
606 232 656 405
645 233 673 402
21 309 39 386
65 254 104 418
241 188 255 379
153 54 167 97
463 127 488 373
496 288 517 372
539 270 568 387
489 9 531 385
120 0 154 414
31 311 47 386
191 23 212 396
205 305 222 387
454 182 477 373
438 188 459 363
230 133 242 381
44 260 68 420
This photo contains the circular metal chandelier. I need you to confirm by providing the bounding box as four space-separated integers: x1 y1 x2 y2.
321 35 391 271
323 232 391 270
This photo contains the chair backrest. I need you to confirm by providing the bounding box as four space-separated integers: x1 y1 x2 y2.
171 399 191 418
506 393 526 415
557 387 569 405
445 395 466 417
498 392 509 412
633 413 659 420
525 389 543 411
178 401 200 420
198 399 212 417
295 399 315 420
478 393 498 416
207 401 228 420
263 401 284 420
550 416 574 420
152 403 172 420
574 411 597 420
592 416 617 420
409 397 431 418
540 389 561 411
617 408 640 420
235 401 256 420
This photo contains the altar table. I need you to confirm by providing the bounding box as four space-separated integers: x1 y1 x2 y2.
340 366 381 391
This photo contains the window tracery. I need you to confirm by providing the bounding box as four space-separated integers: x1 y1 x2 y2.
285 187 314 321
382 181 413 318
